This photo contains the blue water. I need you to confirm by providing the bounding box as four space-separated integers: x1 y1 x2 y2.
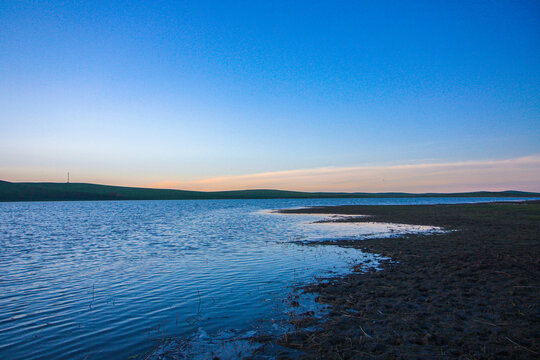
0 197 535 359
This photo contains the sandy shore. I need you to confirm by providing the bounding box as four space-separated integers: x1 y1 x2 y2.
273 201 539 359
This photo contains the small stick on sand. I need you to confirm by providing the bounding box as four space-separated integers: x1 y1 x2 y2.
505 336 538 355
359 325 372 338
473 319 498 327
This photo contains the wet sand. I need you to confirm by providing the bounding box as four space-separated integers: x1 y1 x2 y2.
274 201 540 359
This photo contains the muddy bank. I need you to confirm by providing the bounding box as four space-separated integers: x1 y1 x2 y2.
275 201 540 359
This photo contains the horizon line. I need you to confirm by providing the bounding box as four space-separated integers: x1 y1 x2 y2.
2 179 539 196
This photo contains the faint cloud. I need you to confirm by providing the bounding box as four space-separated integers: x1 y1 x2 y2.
151 155 540 192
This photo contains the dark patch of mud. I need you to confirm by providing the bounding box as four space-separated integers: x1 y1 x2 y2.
274 201 540 359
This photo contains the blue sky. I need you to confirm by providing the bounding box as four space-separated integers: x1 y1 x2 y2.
1 1 539 191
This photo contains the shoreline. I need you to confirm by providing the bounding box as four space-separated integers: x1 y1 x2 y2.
273 201 539 359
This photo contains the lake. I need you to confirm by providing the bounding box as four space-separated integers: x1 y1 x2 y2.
0 197 533 359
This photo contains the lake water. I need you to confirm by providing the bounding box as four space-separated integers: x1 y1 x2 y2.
0 197 534 359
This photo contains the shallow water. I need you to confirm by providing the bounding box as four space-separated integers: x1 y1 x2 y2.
0 197 535 359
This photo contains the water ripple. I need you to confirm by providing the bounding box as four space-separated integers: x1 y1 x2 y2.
0 197 531 359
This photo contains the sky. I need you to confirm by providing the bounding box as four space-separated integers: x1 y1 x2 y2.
1 0 539 192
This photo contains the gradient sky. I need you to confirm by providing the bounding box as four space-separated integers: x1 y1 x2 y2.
1 1 539 191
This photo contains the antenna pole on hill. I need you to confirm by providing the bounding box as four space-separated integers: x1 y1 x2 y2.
67 172 70 184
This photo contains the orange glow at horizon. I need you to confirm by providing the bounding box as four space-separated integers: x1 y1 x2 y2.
149 155 540 193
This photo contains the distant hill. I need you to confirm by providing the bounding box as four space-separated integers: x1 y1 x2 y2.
1 180 539 202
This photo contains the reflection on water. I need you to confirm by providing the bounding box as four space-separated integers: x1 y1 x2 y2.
263 210 444 242
0 197 532 359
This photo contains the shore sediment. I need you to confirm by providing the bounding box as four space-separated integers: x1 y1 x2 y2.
275 201 540 359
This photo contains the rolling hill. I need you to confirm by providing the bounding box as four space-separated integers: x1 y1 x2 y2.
1 180 539 202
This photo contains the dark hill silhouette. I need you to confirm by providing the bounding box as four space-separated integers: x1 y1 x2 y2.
0 180 538 202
